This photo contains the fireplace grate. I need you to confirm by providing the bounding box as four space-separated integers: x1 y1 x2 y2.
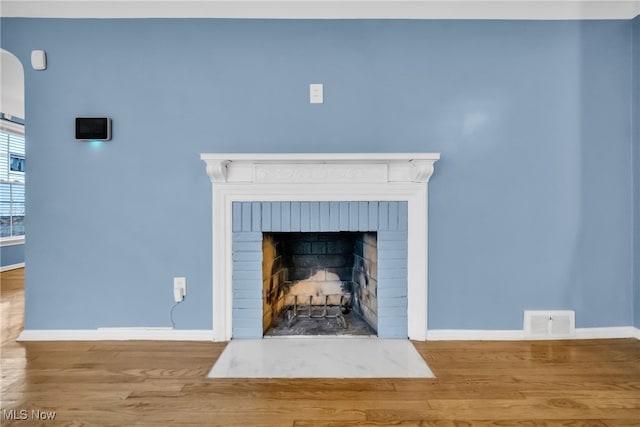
286 294 349 329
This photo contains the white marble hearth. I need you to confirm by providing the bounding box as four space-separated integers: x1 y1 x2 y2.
207 338 434 378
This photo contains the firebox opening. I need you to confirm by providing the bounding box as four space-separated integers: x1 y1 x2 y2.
262 232 378 337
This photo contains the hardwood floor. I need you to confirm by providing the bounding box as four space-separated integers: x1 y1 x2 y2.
1 268 639 426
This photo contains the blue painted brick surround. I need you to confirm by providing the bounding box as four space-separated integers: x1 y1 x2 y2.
232 201 408 339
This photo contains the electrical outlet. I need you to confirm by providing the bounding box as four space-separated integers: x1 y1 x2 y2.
173 277 186 302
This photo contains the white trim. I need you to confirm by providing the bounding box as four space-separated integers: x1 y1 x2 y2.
572 327 640 340
17 328 215 341
0 119 25 136
1 0 639 19
16 327 637 342
202 153 439 342
426 327 640 341
202 153 441 162
0 262 25 272
426 329 527 340
0 235 25 247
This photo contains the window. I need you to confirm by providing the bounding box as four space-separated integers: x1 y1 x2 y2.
10 153 25 173
0 119 25 239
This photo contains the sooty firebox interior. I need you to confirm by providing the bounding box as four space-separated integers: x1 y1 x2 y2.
262 232 378 336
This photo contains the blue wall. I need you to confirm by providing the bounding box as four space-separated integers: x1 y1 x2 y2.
0 243 25 269
633 16 640 329
0 18 635 331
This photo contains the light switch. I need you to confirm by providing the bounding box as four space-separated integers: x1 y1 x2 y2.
310 84 323 104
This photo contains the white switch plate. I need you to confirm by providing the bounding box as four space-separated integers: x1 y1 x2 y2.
310 84 323 104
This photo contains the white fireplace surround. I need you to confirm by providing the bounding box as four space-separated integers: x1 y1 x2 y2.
201 153 440 341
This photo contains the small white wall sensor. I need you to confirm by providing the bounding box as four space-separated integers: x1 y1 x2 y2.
310 84 323 104
31 50 47 71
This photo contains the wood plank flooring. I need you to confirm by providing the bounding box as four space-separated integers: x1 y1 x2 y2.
1 268 639 426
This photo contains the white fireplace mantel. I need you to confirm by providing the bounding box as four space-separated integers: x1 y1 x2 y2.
201 153 440 341
201 153 439 184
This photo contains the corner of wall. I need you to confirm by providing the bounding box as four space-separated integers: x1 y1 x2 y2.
633 16 640 328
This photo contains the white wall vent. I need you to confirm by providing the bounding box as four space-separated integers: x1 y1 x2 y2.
524 310 575 338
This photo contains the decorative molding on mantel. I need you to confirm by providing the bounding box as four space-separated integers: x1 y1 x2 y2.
205 160 229 183
200 153 440 184
410 159 436 183
201 152 439 341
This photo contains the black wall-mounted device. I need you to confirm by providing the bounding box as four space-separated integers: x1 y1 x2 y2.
75 117 111 141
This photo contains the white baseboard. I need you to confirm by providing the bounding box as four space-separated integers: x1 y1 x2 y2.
426 330 526 341
426 327 640 341
15 327 640 342
17 328 215 341
572 327 639 340
0 262 25 272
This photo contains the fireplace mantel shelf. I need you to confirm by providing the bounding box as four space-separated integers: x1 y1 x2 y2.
200 153 440 184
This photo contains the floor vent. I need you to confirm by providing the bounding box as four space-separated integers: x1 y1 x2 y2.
524 310 575 338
